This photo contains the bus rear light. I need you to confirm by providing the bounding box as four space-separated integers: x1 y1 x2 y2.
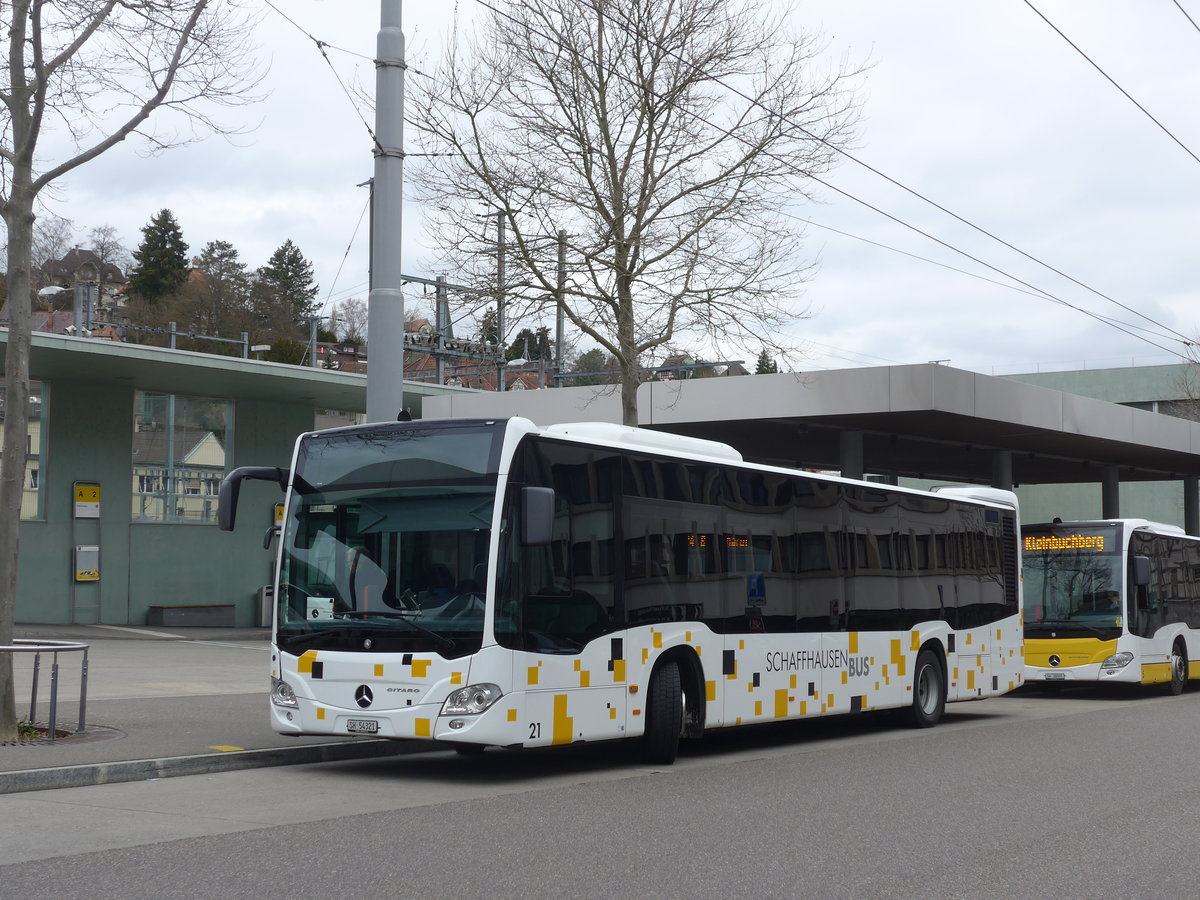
441 683 502 716
271 677 298 708
1100 652 1134 670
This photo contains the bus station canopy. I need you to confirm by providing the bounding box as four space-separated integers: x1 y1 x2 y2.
423 363 1200 487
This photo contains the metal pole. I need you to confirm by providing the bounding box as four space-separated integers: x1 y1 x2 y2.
48 653 59 741
85 281 96 331
555 230 566 387
168 321 177 350
29 651 39 724
72 283 84 333
366 0 407 423
310 318 319 368
77 647 88 733
435 275 447 385
241 331 249 359
497 212 506 391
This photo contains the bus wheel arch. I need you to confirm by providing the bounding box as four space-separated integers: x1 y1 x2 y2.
908 642 947 728
1168 638 1188 695
665 646 706 739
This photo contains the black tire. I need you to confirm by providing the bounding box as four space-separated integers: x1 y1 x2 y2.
641 661 683 764
451 742 487 756
1167 641 1188 696
908 648 946 728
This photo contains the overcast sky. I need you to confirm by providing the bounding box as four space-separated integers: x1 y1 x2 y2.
44 1 1200 377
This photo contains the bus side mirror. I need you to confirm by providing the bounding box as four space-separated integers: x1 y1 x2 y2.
1132 555 1151 587
521 486 555 545
219 466 289 532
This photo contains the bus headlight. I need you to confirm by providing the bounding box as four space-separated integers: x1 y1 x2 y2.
441 683 503 716
1100 652 1134 670
271 677 299 708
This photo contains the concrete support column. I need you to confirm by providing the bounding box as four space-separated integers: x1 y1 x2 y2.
1101 466 1120 520
840 430 864 482
991 450 1013 491
1185 476 1199 536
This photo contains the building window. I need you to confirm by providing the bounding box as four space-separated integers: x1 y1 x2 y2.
132 391 232 523
314 408 366 430
0 381 48 520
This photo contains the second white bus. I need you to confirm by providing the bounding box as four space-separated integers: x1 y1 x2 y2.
1023 518 1200 693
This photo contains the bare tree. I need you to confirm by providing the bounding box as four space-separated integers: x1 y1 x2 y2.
337 297 368 344
29 212 75 284
88 223 132 276
0 1 260 741
410 0 862 425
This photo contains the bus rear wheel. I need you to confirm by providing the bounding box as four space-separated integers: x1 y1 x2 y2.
1168 642 1188 696
908 648 946 728
641 661 683 765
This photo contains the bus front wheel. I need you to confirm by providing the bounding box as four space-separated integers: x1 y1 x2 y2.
642 661 683 765
1168 641 1188 696
908 648 946 728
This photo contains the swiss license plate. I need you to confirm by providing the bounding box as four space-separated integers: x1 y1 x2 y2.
1044 672 1066 681
346 718 380 734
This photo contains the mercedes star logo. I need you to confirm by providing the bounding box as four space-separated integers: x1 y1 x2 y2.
1049 655 1061 667
355 685 374 708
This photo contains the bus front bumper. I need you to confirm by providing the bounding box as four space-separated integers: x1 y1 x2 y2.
1024 661 1139 685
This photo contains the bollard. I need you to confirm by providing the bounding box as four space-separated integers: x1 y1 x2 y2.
29 651 40 725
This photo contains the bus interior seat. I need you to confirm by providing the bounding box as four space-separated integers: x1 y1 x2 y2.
550 590 609 643
349 551 389 612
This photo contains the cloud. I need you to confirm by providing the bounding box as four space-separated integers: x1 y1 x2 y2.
24 1 1200 376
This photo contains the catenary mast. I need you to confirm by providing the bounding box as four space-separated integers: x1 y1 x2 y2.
367 0 406 422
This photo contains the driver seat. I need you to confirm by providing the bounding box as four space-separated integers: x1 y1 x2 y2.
349 551 388 612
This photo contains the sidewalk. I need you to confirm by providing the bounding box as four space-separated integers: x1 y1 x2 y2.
0 624 420 794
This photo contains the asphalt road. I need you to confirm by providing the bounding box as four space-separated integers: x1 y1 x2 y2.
3 686 1199 899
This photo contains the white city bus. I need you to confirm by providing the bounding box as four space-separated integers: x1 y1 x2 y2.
219 417 1023 763
1023 519 1200 693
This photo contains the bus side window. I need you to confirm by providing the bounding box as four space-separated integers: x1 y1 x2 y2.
1131 555 1151 610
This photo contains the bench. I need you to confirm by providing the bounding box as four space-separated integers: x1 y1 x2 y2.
146 604 236 627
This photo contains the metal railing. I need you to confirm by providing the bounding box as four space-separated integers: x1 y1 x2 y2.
1 640 89 740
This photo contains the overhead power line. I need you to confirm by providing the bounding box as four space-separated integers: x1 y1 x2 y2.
1023 0 1200 168
462 0 1190 359
590 0 1196 349
321 193 370 313
790 212 1182 344
1175 0 1200 34
262 0 379 149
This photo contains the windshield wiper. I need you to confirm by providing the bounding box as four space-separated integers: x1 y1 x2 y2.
338 610 457 651
277 628 347 650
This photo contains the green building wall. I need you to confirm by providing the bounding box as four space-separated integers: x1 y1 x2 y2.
16 379 308 626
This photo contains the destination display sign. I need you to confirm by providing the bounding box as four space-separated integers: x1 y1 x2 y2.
1022 525 1118 555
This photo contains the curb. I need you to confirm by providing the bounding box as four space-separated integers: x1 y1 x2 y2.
0 738 426 795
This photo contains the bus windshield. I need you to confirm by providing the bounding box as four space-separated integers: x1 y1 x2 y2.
275 422 501 657
1022 524 1123 638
